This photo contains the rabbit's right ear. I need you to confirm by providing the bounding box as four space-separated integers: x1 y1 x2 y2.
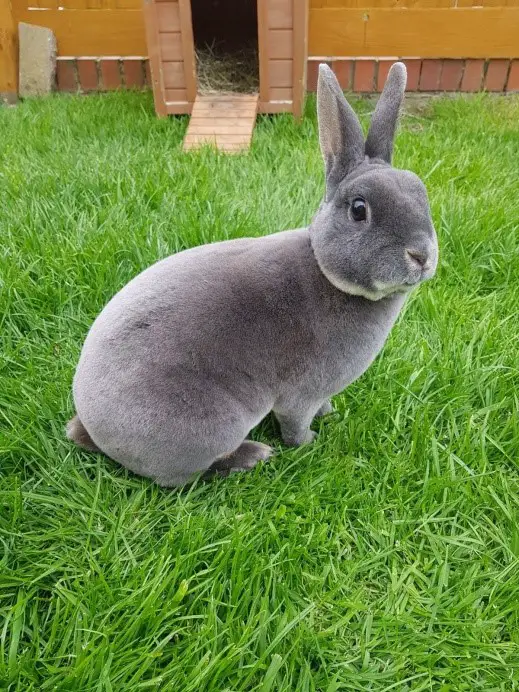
365 62 406 163
317 64 364 200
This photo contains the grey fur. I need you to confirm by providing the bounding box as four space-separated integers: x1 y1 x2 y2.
66 415 101 452
68 61 438 487
365 62 407 163
318 64 365 200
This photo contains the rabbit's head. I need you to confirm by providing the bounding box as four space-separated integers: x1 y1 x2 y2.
310 63 438 301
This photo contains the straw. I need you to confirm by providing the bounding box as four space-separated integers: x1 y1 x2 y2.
195 40 259 94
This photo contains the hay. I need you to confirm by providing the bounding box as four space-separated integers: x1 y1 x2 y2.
195 41 259 94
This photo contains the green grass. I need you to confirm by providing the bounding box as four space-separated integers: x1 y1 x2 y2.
1 89 518 691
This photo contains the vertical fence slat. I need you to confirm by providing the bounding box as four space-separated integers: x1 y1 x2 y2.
143 0 167 115
292 0 309 118
178 0 196 102
0 0 18 99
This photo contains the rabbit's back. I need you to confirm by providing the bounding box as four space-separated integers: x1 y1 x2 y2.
74 228 316 406
72 228 332 482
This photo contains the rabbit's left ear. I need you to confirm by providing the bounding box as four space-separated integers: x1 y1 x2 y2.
365 62 407 163
317 64 365 199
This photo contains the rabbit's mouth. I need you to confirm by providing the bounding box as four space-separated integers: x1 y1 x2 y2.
400 254 438 289
373 274 427 298
378 282 415 297
407 262 437 285
399 268 435 290
403 277 421 287
402 270 432 288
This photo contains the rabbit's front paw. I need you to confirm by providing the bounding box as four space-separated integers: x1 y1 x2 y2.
316 400 333 417
283 429 317 447
275 409 319 447
207 440 273 478
302 430 317 445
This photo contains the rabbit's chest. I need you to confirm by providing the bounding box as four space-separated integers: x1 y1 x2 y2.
324 329 389 392
300 296 405 397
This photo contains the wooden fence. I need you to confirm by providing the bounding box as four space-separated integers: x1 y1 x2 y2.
2 0 519 96
309 0 519 58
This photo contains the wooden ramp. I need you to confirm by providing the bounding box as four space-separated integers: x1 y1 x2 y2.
183 93 259 153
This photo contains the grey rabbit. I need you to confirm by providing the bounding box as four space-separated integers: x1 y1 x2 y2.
67 62 438 486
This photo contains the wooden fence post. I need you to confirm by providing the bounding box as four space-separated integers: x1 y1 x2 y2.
0 0 18 101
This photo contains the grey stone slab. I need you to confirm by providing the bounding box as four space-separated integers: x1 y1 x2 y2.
19 22 57 97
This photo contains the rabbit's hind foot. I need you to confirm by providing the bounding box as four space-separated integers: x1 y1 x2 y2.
207 440 273 478
66 414 102 453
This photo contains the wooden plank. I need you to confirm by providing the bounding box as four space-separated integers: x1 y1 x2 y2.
189 98 259 112
215 134 253 142
270 86 292 99
311 0 456 5
186 146 250 153
190 107 259 115
258 100 293 112
185 139 249 145
184 93 258 152
315 0 519 7
187 125 255 134
0 0 17 96
268 29 293 58
156 2 180 32
185 122 256 136
115 0 143 8
184 135 250 144
257 0 270 103
159 32 183 61
59 0 91 9
190 116 258 124
268 58 293 86
166 101 191 113
162 61 185 88
190 107 259 117
165 87 187 100
190 97 259 106
190 98 259 110
15 8 146 55
268 0 293 28
292 0 309 118
308 7 519 58
185 135 251 144
143 0 167 116
337 0 454 6
178 0 196 101
190 99 259 107
193 93 259 102
186 133 254 143
190 113 257 120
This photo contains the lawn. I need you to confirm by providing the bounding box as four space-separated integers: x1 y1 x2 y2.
1 89 518 691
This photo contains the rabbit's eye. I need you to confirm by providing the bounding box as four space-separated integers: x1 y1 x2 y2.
350 198 367 222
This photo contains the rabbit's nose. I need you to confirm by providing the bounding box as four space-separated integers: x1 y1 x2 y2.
406 248 429 269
